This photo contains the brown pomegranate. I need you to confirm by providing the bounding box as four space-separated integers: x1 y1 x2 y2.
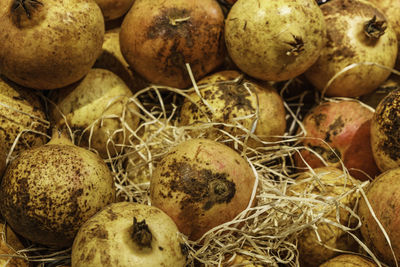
366 0 400 69
359 167 400 266
305 0 398 97
0 0 105 90
150 138 256 240
179 70 287 148
295 100 380 181
370 88 400 171
119 0 225 88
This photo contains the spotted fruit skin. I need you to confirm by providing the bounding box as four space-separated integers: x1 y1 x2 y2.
365 0 400 69
0 0 104 89
359 168 400 266
0 77 48 156
49 68 140 158
305 0 398 97
179 70 286 148
225 0 327 81
371 89 400 172
0 138 116 248
150 138 255 240
120 0 225 88
296 100 379 181
71 202 186 267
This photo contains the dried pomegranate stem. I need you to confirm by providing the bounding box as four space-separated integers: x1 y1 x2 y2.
132 217 152 248
364 15 387 39
286 34 304 56
12 0 43 19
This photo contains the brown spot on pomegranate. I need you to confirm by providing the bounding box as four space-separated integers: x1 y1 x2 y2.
166 161 235 211
375 90 400 160
325 115 345 142
312 113 327 128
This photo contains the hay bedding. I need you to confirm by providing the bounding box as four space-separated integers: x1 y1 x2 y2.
1 66 399 266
